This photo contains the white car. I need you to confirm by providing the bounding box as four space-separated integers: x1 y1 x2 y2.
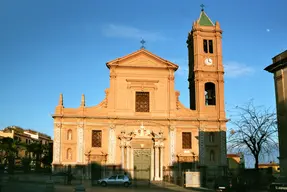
97 174 131 187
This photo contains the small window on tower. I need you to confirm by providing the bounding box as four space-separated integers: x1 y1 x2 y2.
205 82 216 105
135 92 150 112
208 40 213 54
203 39 208 53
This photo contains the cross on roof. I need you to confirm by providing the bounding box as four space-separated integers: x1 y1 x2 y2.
200 4 205 11
140 39 146 49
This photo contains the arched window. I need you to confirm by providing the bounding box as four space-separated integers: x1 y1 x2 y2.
67 148 72 160
205 82 216 106
210 150 215 161
209 132 215 143
67 129 72 140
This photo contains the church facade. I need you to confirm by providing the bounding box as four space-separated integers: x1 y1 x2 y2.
52 10 228 182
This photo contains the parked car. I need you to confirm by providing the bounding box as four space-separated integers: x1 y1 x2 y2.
97 174 131 187
269 176 287 192
214 176 233 192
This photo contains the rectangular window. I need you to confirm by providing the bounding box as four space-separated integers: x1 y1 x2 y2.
92 130 102 148
203 39 208 53
135 92 150 112
182 132 192 149
208 40 213 53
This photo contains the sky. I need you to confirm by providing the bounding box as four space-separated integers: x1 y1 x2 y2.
0 0 286 164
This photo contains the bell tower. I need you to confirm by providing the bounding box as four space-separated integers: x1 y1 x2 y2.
187 7 225 119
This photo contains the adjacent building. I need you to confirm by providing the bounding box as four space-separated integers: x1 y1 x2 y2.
259 162 280 176
265 50 287 177
52 9 228 185
0 126 53 165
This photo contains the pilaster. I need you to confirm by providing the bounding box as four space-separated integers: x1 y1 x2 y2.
169 126 176 165
154 146 160 181
53 123 61 164
108 124 116 164
199 128 205 166
77 123 84 163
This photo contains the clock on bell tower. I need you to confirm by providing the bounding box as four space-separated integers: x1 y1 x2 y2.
187 8 226 120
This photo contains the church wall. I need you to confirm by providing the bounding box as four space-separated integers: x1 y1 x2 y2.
110 67 176 116
84 124 109 159
60 123 77 164
175 127 199 155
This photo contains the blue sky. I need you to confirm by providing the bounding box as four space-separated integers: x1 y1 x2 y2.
0 0 286 147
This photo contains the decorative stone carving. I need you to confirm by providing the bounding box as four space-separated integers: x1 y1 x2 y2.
132 122 152 138
78 123 84 128
134 149 151 157
110 68 117 79
175 92 180 110
56 123 61 129
90 155 107 162
77 126 84 163
178 156 195 162
169 126 176 165
54 127 61 163
108 124 116 164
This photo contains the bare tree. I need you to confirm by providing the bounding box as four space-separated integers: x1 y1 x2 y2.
228 100 278 169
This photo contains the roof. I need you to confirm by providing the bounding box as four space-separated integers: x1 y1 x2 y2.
259 163 279 166
265 50 287 73
106 48 179 70
227 154 241 158
198 10 214 26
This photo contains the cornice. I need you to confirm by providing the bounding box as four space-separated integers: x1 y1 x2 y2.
52 114 228 123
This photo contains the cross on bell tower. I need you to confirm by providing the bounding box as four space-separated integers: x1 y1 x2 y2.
200 4 205 11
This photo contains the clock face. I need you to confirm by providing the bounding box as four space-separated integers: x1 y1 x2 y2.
204 58 213 65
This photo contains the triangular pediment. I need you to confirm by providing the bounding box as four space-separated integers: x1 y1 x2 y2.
106 49 178 71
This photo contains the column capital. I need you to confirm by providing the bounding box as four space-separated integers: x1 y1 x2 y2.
55 123 62 128
78 123 84 128
109 124 116 129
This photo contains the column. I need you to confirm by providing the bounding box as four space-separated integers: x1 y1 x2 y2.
154 146 160 180
121 146 125 170
160 147 164 180
131 148 134 178
127 146 130 171
150 147 154 181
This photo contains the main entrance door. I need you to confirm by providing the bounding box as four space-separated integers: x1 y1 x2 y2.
133 149 151 180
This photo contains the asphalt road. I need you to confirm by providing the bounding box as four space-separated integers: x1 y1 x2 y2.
0 182 196 192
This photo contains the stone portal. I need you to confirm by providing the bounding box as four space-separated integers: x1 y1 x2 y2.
133 148 151 180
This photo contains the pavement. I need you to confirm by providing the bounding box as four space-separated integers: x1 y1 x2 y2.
0 180 212 192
